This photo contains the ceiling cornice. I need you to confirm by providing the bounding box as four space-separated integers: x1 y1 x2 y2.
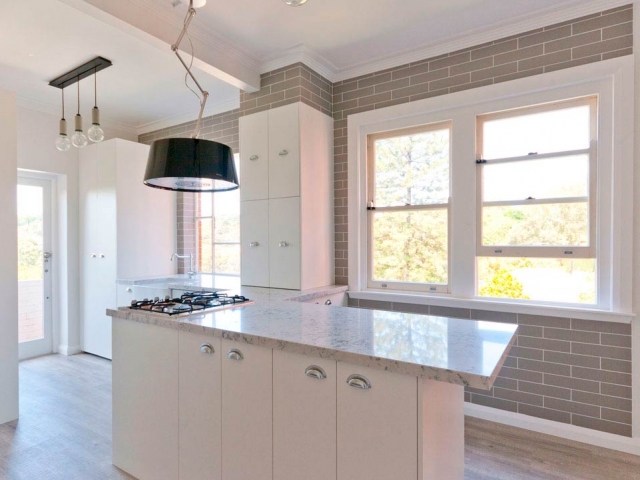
260 0 631 83
135 96 240 136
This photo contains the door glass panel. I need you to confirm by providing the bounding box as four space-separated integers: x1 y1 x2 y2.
18 185 44 343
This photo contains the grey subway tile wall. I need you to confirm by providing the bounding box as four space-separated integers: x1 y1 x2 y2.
140 5 634 436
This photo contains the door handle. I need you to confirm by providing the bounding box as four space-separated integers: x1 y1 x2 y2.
346 374 372 390
227 349 244 361
305 365 327 380
278 149 289 156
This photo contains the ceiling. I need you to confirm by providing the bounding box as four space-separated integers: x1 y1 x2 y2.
0 0 239 132
174 0 596 71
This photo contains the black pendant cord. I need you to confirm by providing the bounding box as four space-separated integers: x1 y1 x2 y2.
61 88 65 120
94 67 97 108
77 77 81 115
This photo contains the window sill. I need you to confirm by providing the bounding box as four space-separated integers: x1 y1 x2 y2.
347 290 635 324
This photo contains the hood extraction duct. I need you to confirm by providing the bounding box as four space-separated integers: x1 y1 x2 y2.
144 0 239 193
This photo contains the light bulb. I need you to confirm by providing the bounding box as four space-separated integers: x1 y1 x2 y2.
88 124 105 143
71 130 88 148
55 134 71 151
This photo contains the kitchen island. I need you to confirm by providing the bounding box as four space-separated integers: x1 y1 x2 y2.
108 280 516 480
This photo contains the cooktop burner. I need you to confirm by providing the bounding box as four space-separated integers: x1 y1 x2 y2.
129 291 252 316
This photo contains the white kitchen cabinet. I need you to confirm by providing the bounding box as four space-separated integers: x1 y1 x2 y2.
273 350 336 480
240 102 333 290
179 333 222 480
239 110 269 201
337 363 418 480
221 339 273 480
269 197 301 290
112 318 179 480
240 200 270 287
79 139 176 359
268 104 300 199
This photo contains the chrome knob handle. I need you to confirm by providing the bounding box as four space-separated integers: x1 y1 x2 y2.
125 287 133 293
200 343 214 354
99 253 105 258
305 365 327 380
249 155 259 161
249 242 260 247
227 349 244 361
90 253 96 258
279 241 289 248
325 299 332 305
347 374 372 390
278 149 289 156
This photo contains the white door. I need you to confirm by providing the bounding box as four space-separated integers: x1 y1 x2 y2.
269 197 301 289
240 200 270 287
337 363 418 480
269 103 300 199
239 110 269 201
221 340 272 480
17 176 53 360
179 332 222 480
273 350 337 480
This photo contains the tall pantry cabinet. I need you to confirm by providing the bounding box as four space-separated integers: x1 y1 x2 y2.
79 139 176 359
239 102 334 290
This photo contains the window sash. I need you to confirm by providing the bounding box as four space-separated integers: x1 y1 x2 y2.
476 96 597 259
195 199 241 275
366 121 452 291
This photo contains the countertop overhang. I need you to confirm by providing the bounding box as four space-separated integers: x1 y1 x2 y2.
110 276 517 390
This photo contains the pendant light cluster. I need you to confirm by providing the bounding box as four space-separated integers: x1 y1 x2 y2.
49 57 112 152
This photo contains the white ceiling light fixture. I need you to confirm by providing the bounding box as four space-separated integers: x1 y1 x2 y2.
282 0 309 6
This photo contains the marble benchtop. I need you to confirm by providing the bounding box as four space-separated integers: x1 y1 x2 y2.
110 275 516 390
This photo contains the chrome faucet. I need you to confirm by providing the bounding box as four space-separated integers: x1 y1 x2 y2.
171 253 196 278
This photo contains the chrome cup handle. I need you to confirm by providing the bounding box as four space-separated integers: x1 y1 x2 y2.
305 365 327 380
346 374 372 390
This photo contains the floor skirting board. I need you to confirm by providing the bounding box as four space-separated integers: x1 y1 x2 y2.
465 403 640 456
57 344 81 356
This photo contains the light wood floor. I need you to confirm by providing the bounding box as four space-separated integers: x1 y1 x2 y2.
1 354 639 480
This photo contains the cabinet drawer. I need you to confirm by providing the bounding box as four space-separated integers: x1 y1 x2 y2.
221 340 273 480
273 351 337 480
269 197 301 290
179 333 221 480
269 103 300 199
337 363 418 480
241 200 270 287
240 110 269 201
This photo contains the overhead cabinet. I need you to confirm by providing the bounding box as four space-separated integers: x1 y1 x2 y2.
80 139 176 359
239 102 334 290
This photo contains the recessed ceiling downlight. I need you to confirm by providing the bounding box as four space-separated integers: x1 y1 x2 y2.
283 0 308 6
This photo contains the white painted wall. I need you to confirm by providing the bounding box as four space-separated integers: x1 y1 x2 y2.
17 106 136 355
0 89 18 425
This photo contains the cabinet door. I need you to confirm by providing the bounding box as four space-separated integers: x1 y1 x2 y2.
269 197 301 290
179 332 222 480
112 318 179 480
241 200 270 287
269 103 300 199
273 351 336 480
337 363 418 480
221 340 272 480
240 110 269 201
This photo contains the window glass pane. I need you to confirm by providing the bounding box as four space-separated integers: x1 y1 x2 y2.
197 218 213 272
483 155 589 202
373 128 449 207
372 209 448 284
482 105 590 159
198 193 213 217
213 188 240 243
214 244 240 275
477 257 596 304
482 202 588 247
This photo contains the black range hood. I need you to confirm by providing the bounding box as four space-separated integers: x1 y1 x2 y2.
143 138 239 193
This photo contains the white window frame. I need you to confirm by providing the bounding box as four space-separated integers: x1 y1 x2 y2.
476 96 598 260
347 57 633 321
366 122 452 293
